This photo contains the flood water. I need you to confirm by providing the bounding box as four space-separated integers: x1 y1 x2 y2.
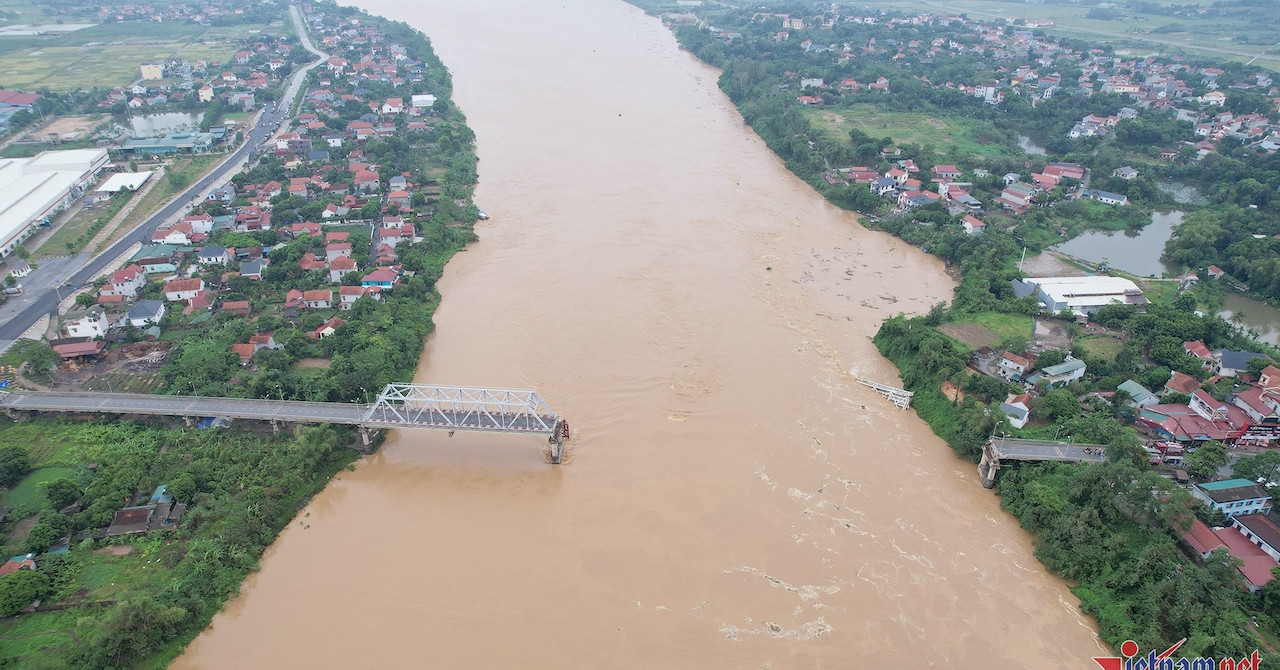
174 1 1107 667
1018 134 1047 155
1219 293 1280 346
129 112 203 136
1052 210 1184 278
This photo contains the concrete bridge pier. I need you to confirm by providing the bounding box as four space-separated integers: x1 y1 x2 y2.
271 420 281 434
357 426 380 453
977 443 1000 489
183 416 194 427
548 419 567 465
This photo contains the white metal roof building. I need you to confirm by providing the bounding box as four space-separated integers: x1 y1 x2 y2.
95 170 153 195
0 148 109 258
1017 276 1149 315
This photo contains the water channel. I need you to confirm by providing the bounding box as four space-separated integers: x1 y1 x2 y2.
128 112 204 137
174 1 1108 667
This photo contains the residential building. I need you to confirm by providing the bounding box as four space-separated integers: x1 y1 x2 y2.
1216 349 1271 377
1034 356 1086 388
163 278 204 302
125 300 166 328
63 307 109 339
1233 514 1280 561
1192 479 1273 519
1000 392 1032 429
998 351 1031 379
1117 379 1156 408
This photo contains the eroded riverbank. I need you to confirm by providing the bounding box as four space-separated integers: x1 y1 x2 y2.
175 1 1107 667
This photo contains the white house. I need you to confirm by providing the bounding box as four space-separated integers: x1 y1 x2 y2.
1034 355 1086 388
998 351 1031 379
1000 393 1033 429
125 300 166 328
163 278 205 302
103 264 145 299
1233 514 1280 561
63 307 110 339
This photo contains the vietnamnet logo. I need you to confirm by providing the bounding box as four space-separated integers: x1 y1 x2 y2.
1093 639 1263 670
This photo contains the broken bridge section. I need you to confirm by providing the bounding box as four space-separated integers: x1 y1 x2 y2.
362 384 567 462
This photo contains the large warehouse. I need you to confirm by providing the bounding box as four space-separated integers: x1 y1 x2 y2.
0 148 109 259
1014 275 1150 315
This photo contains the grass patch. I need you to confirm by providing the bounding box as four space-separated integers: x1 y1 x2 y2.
2 467 80 511
0 422 84 467
955 311 1033 341
34 191 132 258
1140 280 1182 306
1075 334 1126 361
802 104 1022 158
0 610 81 660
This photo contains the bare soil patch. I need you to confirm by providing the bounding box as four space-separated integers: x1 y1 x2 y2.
28 115 102 142
1033 317 1076 353
941 380 966 402
293 358 331 369
1020 251 1087 278
93 545 134 557
938 322 999 349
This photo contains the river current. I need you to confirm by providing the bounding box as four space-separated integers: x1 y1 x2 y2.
174 1 1107 667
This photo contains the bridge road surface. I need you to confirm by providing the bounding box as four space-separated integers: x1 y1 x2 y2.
0 4 328 347
992 438 1107 463
0 391 559 434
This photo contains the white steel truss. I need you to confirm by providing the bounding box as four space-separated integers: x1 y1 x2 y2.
363 383 559 433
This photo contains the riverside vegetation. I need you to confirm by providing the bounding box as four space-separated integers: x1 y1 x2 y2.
645 0 1280 660
0 2 480 665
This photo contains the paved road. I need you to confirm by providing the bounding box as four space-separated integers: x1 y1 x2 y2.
0 390 559 434
0 4 329 348
992 437 1107 463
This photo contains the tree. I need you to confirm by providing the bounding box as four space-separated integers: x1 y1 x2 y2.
78 597 188 668
1034 349 1067 370
1185 441 1229 479
167 473 197 503
1036 389 1081 423
0 570 50 618
21 341 59 377
74 292 96 308
1246 356 1275 377
39 478 82 510
1234 450 1280 486
0 444 31 487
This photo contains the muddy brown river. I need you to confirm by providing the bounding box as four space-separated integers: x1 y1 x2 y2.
175 1 1107 667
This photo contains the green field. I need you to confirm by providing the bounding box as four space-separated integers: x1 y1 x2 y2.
2 467 79 512
802 105 1021 159
0 19 287 90
956 311 1034 340
858 0 1280 72
34 191 132 258
1075 333 1126 361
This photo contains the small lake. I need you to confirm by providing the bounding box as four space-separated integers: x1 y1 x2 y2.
1218 293 1280 347
1052 210 1184 278
1018 134 1047 155
130 112 204 137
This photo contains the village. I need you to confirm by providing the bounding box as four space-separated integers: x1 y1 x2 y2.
1 2 469 403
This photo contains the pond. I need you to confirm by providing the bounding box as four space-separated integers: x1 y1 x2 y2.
129 112 204 137
1218 293 1280 347
1018 133 1047 155
1051 210 1184 278
1155 179 1208 205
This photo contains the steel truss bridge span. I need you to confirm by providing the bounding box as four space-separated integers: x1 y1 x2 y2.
0 383 569 463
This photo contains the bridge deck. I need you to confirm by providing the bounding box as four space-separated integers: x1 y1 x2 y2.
991 438 1106 463
0 391 558 435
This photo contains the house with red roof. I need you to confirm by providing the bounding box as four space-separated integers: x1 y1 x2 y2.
328 256 358 283
163 278 204 302
312 316 344 339
961 215 986 234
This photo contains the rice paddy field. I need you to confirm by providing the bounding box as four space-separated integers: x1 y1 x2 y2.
0 17 288 90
